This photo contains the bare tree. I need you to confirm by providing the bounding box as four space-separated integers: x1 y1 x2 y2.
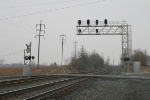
0 58 5 66
132 49 150 67
89 52 104 70
71 49 104 71
18 61 23 67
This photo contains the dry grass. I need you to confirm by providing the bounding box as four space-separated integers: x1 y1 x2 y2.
0 67 22 76
141 66 150 74
0 65 77 76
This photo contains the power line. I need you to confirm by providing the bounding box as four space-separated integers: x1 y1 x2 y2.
0 50 23 58
8 0 78 8
5 0 36 28
10 0 62 35
0 27 34 33
0 0 102 20
0 13 33 33
0 5 35 30
0 34 33 39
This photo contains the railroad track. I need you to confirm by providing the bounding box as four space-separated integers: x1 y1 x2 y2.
0 77 88 100
0 69 111 99
71 69 112 75
0 76 58 87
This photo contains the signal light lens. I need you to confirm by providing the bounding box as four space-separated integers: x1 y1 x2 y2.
78 20 81 26
78 29 81 33
87 19 90 25
32 56 35 60
96 29 98 33
104 19 107 25
96 20 98 25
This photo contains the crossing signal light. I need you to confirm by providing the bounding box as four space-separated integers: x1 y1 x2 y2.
87 19 90 25
32 56 35 60
121 57 130 61
126 58 130 61
96 29 98 33
24 56 29 60
104 19 107 25
96 20 98 25
24 56 35 60
28 56 31 60
78 20 81 26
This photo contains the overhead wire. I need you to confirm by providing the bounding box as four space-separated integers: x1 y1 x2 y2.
0 13 33 34
0 0 102 20
0 0 104 51
0 5 34 32
6 0 61 42
11 0 63 44
0 34 33 39
0 5 33 39
0 50 23 58
0 27 34 34
5 0 37 28
8 0 78 8
0 0 104 63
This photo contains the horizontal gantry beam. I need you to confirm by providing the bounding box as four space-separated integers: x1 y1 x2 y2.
77 34 127 35
77 25 131 27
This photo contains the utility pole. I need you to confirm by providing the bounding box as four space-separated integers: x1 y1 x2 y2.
24 49 25 65
113 59 114 66
35 20 45 70
145 50 147 67
108 56 109 65
81 45 84 55
60 33 66 66
94 49 95 54
73 40 78 59
29 42 32 67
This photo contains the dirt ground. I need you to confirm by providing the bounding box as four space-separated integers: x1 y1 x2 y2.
141 66 150 74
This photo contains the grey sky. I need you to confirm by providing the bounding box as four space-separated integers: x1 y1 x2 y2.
0 0 150 65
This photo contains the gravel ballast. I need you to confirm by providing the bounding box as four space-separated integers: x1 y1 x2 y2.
59 78 150 100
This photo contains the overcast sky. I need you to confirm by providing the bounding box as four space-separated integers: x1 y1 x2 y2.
0 0 150 65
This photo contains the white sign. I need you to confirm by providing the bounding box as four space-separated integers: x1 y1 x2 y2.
26 44 31 53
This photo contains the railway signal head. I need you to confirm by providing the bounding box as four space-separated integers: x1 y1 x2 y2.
78 29 81 34
87 19 90 25
96 29 98 33
96 20 98 25
104 19 107 25
78 20 81 26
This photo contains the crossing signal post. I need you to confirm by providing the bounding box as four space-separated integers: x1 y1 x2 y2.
23 42 35 76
